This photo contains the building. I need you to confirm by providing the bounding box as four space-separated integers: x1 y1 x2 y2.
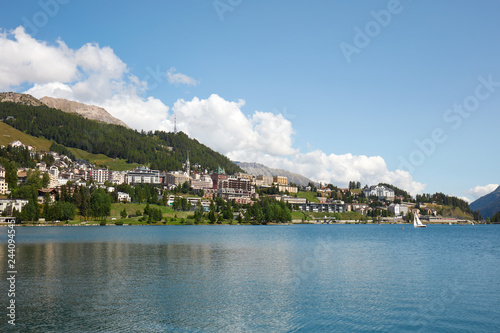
388 203 409 216
10 140 26 149
184 152 190 179
117 192 131 202
256 175 273 187
165 172 189 187
47 173 59 188
210 172 228 190
36 162 47 172
273 176 288 185
37 188 58 204
217 176 254 201
235 173 255 183
110 171 127 185
0 199 28 215
299 201 346 213
269 195 307 207
126 167 160 184
0 165 8 195
49 165 59 178
363 185 395 201
190 175 213 190
277 185 298 194
86 169 112 183
347 203 370 215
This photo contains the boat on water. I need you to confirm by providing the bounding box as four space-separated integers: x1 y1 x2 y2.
414 214 427 228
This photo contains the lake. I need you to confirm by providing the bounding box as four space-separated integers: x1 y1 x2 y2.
1 225 500 332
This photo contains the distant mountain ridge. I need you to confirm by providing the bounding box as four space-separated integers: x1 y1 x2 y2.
470 186 500 219
236 162 313 186
0 92 43 106
0 92 129 128
40 96 129 128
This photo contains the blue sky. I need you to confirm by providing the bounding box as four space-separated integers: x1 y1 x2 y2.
0 0 499 201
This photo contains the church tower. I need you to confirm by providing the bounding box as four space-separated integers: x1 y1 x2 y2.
185 151 190 178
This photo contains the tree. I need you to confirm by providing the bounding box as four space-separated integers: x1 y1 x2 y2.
42 172 50 188
194 210 203 224
120 208 127 219
208 208 216 224
26 169 43 189
42 192 50 219
77 186 91 219
90 188 112 220
50 201 76 221
21 200 39 221
144 203 151 216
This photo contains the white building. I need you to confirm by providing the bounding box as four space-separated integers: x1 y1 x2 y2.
110 171 127 185
49 166 59 178
0 165 8 195
0 199 29 215
117 192 131 202
126 167 160 184
363 185 395 201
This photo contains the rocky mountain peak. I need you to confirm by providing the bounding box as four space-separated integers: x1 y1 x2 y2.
0 92 44 106
40 96 129 128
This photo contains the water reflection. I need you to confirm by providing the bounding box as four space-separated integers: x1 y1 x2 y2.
1 225 499 332
11 240 302 332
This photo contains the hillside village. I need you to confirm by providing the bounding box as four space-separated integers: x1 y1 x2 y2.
0 139 480 225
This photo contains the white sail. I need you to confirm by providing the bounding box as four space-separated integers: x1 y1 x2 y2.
414 214 427 228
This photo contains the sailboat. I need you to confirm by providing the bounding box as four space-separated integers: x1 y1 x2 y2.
413 214 427 228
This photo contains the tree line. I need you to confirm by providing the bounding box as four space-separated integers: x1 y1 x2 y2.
415 192 481 220
0 102 243 174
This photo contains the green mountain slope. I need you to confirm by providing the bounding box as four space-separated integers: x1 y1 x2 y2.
0 101 243 173
0 121 52 151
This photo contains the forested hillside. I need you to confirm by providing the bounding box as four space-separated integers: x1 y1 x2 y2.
0 101 242 173
416 192 482 220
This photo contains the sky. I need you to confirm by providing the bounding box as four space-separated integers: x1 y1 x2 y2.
0 0 499 202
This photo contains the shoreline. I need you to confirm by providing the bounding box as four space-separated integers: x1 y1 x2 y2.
0 221 484 227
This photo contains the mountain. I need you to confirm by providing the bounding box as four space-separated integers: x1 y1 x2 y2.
470 186 500 219
236 162 313 186
0 92 44 106
0 101 243 174
40 96 129 128
0 92 129 128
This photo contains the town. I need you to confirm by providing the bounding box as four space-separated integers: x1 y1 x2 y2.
0 139 478 225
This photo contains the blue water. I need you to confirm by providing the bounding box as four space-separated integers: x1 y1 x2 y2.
1 225 500 332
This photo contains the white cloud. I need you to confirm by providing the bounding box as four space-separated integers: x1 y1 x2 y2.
0 26 170 129
101 94 172 132
173 94 297 157
173 94 426 195
167 67 199 86
0 27 77 90
465 184 499 202
0 27 427 195
458 196 472 204
26 82 74 100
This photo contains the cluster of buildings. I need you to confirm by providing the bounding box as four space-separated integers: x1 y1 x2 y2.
0 141 436 220
0 143 303 214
